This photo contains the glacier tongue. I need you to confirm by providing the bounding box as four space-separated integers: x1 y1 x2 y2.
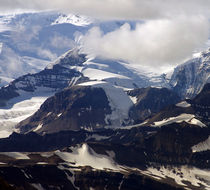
79 81 133 127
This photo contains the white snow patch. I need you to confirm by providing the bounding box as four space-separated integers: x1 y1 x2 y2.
192 136 210 153
144 165 210 189
55 143 120 171
52 14 92 26
78 81 107 86
128 96 138 104
190 118 206 127
0 130 13 138
153 114 206 127
33 123 43 132
82 67 130 81
98 83 133 127
40 152 54 158
46 112 52 116
193 52 202 58
0 88 54 138
176 101 191 108
57 113 62 117
37 162 48 165
86 134 110 141
79 81 134 127
0 152 30 160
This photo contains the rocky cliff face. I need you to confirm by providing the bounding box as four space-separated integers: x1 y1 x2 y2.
170 48 210 98
17 86 112 134
0 121 209 189
0 164 184 190
16 84 182 134
128 87 180 123
144 83 210 127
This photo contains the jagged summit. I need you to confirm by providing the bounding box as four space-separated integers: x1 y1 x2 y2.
51 13 93 26
47 47 87 69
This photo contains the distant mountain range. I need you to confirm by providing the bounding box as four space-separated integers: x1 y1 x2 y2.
0 82 209 189
0 45 209 137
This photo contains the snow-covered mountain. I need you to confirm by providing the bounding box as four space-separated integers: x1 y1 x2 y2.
0 48 86 137
0 47 172 137
0 11 142 87
170 48 210 98
0 10 210 190
51 14 93 26
0 11 89 85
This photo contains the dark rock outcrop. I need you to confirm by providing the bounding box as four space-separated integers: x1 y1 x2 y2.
17 86 112 134
128 87 180 123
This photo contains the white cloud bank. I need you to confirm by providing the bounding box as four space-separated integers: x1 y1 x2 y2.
0 0 209 20
80 16 209 69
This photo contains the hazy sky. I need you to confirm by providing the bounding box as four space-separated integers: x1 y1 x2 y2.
0 0 210 71
0 0 210 19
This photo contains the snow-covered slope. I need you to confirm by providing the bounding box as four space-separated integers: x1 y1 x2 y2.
79 81 133 127
0 11 91 85
0 49 85 137
55 143 120 171
0 89 54 138
52 14 93 26
170 48 210 98
152 113 206 127
0 11 148 88
144 165 210 189
192 135 210 153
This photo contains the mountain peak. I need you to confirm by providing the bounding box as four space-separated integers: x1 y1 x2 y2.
47 47 87 69
51 13 93 26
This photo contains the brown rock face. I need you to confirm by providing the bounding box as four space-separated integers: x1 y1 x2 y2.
17 86 112 134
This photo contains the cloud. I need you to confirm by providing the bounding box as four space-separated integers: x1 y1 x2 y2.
37 48 57 60
50 33 75 49
80 16 209 69
11 24 42 44
0 0 209 20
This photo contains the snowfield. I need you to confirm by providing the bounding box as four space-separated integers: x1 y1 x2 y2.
55 143 120 171
144 165 210 190
0 152 30 160
192 136 210 153
176 101 191 108
79 81 133 127
0 88 54 138
51 13 93 26
152 114 206 128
